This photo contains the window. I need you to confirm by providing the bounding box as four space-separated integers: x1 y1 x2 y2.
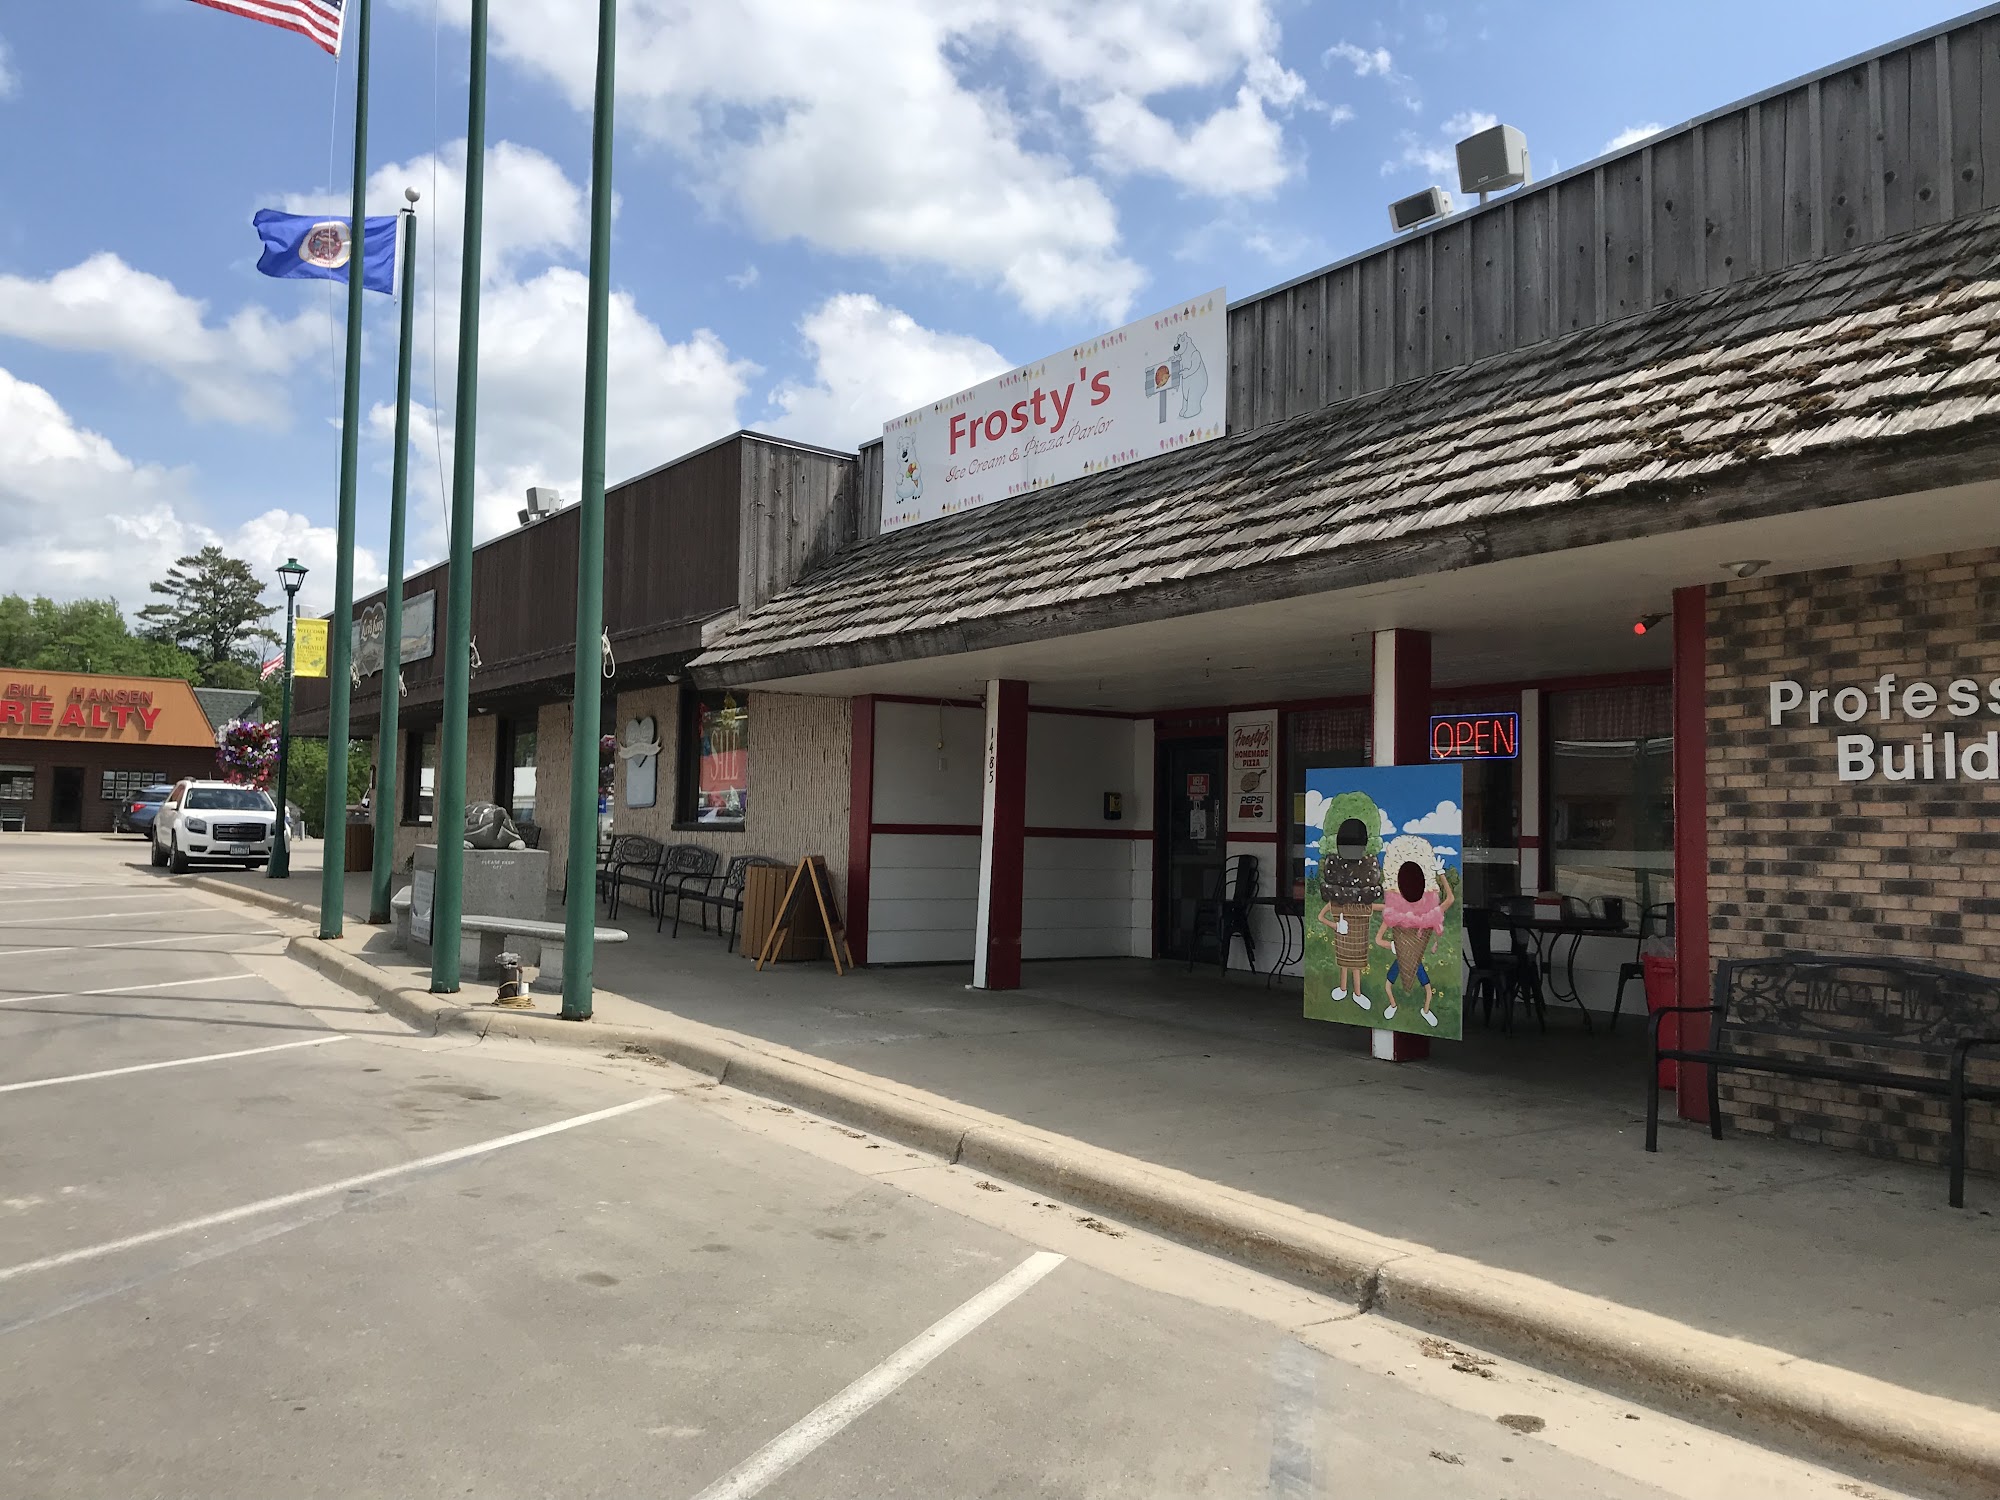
101 770 168 802
498 717 538 826
403 729 436 825
1282 706 1369 906
1548 685 1673 911
1432 693 1521 910
0 766 32 803
185 787 274 811
679 690 749 826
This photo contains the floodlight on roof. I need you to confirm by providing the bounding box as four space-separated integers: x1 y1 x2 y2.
1456 123 1530 196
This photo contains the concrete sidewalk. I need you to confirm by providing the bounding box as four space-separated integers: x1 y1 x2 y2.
200 852 2000 1491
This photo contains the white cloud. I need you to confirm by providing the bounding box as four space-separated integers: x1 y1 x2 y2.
404 0 1312 319
726 264 760 291
327 142 753 553
0 366 378 617
0 36 17 99
1604 122 1664 154
1325 41 1392 77
1383 110 1497 181
1402 799 1462 836
766 294 1010 451
0 255 329 427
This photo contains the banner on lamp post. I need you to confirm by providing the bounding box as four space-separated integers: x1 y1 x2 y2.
293 618 329 678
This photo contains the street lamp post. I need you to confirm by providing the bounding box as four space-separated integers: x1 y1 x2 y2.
269 557 309 880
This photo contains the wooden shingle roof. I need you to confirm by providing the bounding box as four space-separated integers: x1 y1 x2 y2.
696 209 2000 684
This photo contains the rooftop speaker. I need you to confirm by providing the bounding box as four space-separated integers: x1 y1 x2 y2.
1388 185 1452 232
1456 123 1529 194
518 485 562 527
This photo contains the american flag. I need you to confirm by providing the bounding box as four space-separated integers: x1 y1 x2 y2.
260 654 286 680
185 0 345 57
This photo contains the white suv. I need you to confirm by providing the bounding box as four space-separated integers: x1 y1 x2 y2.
151 780 278 873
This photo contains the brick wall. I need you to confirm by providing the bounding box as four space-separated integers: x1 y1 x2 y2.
611 686 852 911
1706 545 2000 1171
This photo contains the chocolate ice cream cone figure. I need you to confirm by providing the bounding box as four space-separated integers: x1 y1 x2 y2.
1316 817 1382 1011
1374 834 1455 1028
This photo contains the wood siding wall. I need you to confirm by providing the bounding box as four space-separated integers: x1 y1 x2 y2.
739 441 861 613
1226 13 2000 433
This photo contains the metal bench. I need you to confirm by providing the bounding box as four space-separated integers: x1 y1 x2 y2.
1648 953 2000 1206
690 854 785 950
391 888 626 992
609 843 719 930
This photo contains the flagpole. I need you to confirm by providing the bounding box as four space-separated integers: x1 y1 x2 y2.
317 0 372 940
369 193 419 925
430 0 488 993
561 0 619 1023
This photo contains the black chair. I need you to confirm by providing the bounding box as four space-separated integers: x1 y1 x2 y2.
573 833 660 909
616 843 720 930
515 820 542 850
1463 908 1516 1029
693 854 785 950
1187 854 1258 972
1611 902 1674 1032
1487 895 1548 1033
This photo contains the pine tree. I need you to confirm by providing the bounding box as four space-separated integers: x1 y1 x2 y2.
137 546 278 683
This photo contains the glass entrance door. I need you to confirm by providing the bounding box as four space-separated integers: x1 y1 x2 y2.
1158 736 1225 961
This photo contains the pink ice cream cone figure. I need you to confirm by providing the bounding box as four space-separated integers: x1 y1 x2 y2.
1373 834 1454 1028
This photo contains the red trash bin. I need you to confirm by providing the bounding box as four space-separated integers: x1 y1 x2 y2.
1641 955 1678 1089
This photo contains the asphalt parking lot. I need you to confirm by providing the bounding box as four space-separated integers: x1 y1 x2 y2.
0 836 1922 1499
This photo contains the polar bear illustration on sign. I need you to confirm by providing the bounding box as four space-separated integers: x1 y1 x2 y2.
1169 332 1209 419
894 438 923 504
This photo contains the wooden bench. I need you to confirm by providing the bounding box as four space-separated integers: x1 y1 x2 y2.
392 889 627 992
1648 953 2000 1207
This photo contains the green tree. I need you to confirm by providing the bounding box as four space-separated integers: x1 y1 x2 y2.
285 738 371 837
137 546 278 680
0 593 201 681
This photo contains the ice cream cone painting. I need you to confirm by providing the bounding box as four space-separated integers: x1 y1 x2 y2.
1302 765 1464 1040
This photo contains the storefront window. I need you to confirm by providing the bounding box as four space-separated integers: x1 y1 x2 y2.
499 718 537 826
1283 706 1369 906
0 766 32 803
1433 693 1521 910
1549 685 1673 911
101 770 167 802
404 729 436 825
680 691 748 825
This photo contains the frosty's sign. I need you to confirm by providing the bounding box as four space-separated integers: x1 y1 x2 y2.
881 289 1227 533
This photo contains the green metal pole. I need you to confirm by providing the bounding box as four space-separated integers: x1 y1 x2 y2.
561 0 619 1023
430 0 488 993
268 591 297 878
369 199 419 925
317 0 371 939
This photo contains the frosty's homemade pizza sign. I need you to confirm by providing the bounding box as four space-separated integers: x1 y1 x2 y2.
1768 672 2000 781
880 289 1226 534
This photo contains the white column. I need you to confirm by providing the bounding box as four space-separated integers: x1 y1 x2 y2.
1519 687 1542 893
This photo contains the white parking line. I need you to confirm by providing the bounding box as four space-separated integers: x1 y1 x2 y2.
0 907 192 926
0 1095 668 1286
0 973 260 1007
0 932 283 959
689 1251 1067 1500
0 893 171 907
0 1035 348 1095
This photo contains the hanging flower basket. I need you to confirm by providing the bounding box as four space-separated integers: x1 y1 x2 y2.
216 718 281 790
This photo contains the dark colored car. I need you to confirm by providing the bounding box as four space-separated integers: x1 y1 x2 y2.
113 783 176 837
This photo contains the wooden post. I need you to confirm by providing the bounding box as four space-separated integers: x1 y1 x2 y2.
1672 585 1712 1122
847 695 874 966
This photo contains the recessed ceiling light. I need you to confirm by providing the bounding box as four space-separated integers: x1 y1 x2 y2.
1722 559 1771 579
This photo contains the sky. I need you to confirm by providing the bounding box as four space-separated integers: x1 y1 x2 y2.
0 0 1974 619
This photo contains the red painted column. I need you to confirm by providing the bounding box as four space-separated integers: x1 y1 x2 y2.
974 679 1029 989
847 695 875 966
1671 585 1712 1122
1371 629 1431 1063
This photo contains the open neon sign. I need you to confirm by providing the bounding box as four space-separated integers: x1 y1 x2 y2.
1430 712 1520 762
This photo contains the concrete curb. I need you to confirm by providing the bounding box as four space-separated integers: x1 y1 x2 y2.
195 875 2000 1494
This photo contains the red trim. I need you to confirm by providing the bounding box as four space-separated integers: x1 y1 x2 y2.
847 695 874 966
873 822 981 837
872 823 1157 840
982 680 1029 990
1537 694 1554 893
1027 825 1152 840
1390 630 1432 764
874 693 983 710
1671 585 1712 1124
872 693 1145 720
1517 834 1544 849
1224 830 1280 843
1445 669 1671 698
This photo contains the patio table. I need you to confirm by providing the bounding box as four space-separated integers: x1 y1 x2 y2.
1493 912 1631 1033
1250 897 1302 987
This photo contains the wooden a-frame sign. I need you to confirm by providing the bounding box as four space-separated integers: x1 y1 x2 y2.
754 856 855 974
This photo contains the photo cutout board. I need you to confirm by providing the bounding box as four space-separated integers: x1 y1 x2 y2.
1303 763 1465 1041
